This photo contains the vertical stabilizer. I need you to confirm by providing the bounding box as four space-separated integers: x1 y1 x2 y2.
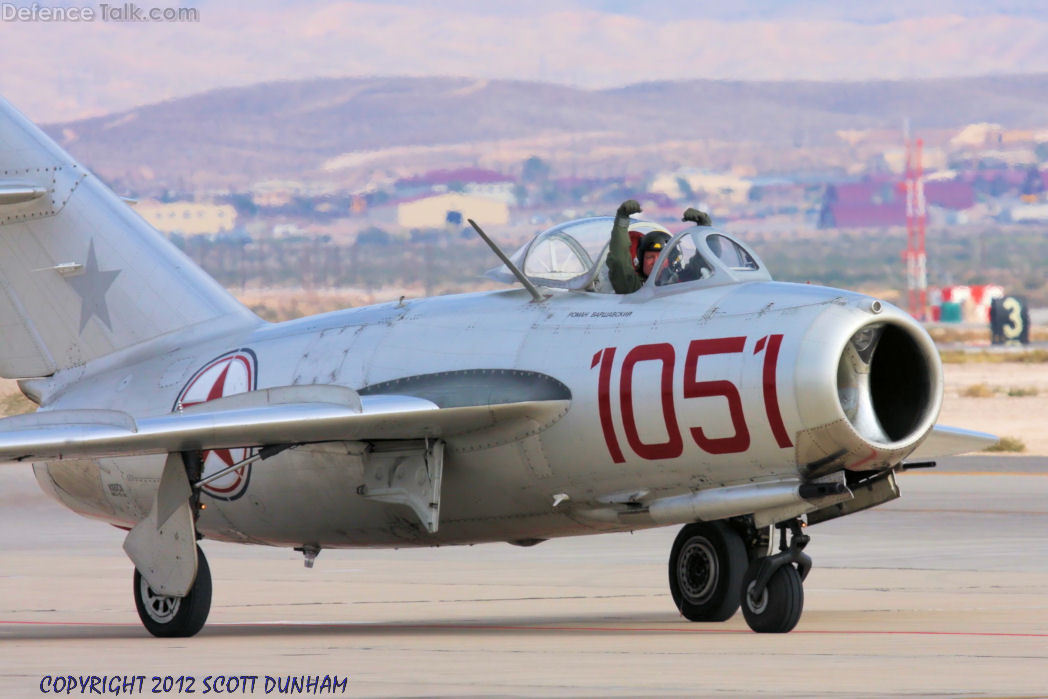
0 96 259 378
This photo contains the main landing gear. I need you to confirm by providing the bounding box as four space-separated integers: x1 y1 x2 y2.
668 517 810 633
133 545 212 638
668 521 746 621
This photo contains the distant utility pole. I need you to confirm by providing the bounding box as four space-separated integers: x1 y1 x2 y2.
902 132 928 321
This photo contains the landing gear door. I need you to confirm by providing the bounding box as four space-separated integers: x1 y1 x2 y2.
123 453 198 596
359 440 445 534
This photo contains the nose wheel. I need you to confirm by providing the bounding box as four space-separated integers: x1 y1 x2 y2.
668 521 747 621
133 545 212 637
740 519 809 633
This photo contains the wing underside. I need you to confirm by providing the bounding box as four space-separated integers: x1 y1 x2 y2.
0 383 571 462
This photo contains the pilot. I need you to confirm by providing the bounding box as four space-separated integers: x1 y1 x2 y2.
607 201 713 293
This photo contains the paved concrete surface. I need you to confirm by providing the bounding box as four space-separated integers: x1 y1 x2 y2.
1 461 1046 697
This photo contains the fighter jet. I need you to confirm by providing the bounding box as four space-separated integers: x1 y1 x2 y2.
0 96 994 637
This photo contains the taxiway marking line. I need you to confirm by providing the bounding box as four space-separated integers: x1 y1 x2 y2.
2 620 1046 638
906 471 1048 477
890 508 1047 515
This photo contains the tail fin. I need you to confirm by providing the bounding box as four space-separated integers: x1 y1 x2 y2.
0 96 259 378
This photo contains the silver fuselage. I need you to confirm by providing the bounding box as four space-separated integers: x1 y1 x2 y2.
32 279 934 549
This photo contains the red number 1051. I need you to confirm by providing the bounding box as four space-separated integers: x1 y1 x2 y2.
591 335 792 463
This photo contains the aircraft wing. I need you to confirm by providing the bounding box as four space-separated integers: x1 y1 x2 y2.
907 425 998 460
0 384 570 462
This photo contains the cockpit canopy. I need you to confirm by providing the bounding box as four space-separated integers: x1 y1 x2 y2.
486 217 771 293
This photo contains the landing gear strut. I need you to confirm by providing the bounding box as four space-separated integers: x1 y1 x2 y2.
741 518 810 633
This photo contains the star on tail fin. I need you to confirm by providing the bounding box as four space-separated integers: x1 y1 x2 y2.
0 96 260 379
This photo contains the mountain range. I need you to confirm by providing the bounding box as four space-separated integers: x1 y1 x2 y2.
41 74 1048 191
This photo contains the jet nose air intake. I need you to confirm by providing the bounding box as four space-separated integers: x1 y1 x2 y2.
794 300 943 474
837 320 939 447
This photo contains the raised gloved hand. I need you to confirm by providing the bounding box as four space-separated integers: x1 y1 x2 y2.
617 199 641 218
682 208 712 226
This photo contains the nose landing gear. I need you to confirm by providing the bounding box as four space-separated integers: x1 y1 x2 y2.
740 518 810 633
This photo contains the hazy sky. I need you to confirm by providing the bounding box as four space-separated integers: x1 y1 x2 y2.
2 0 1047 121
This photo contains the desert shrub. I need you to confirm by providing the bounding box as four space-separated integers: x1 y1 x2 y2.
983 436 1025 452
961 383 996 398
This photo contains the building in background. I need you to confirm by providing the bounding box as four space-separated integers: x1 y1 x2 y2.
818 178 976 229
136 200 237 236
650 169 753 207
395 169 517 204
397 193 509 229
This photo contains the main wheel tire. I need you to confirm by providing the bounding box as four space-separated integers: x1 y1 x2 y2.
740 559 803 633
133 546 212 638
668 521 747 622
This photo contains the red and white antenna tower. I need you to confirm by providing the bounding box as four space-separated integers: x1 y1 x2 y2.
903 135 927 321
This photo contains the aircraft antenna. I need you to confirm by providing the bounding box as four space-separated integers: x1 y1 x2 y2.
467 219 548 303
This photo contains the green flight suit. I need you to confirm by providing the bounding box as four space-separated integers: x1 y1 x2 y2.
606 213 643 294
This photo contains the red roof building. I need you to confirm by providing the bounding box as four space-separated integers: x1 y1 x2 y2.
819 179 975 229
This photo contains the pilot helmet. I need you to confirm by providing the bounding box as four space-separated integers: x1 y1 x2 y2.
628 223 672 272
639 231 670 258
637 230 681 277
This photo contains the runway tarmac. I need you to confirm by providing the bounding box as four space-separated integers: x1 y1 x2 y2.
1 458 1046 697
